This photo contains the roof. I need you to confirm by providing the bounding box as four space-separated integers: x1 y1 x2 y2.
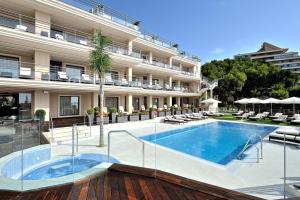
257 42 288 53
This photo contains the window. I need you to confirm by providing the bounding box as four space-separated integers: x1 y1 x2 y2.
105 97 118 110
0 55 19 78
153 98 159 108
19 93 32 120
133 97 140 111
60 96 80 116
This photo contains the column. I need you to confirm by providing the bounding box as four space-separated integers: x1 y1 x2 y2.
127 67 132 82
126 94 133 114
177 80 181 87
35 11 51 37
128 40 133 55
33 91 50 121
193 65 197 75
210 89 213 98
34 51 50 80
179 63 183 71
149 51 153 64
147 95 153 109
176 97 181 107
205 91 208 99
91 92 99 107
167 96 172 107
148 74 153 86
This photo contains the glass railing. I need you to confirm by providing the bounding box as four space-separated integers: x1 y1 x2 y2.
60 0 139 31
0 111 299 199
139 32 178 51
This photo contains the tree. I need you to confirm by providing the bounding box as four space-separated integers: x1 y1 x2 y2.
202 58 299 106
89 32 112 147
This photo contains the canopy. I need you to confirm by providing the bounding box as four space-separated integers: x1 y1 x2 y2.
263 98 281 115
201 98 221 104
280 97 300 114
234 98 249 104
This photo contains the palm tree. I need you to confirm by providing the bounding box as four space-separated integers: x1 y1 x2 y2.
89 31 112 147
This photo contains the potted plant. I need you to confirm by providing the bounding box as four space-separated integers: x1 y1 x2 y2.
175 106 182 115
140 110 150 121
35 109 46 122
117 112 128 123
187 105 193 114
95 107 109 124
157 108 165 117
129 111 140 121
109 107 117 123
170 105 175 115
149 107 157 119
165 107 172 116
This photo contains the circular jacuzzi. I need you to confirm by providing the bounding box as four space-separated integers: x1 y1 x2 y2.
0 145 119 191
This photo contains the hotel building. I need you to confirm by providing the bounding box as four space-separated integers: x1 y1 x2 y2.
0 0 213 126
235 42 300 79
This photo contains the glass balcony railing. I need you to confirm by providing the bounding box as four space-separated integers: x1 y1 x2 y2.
60 0 140 31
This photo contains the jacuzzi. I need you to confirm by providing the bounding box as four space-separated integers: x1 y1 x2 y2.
0 145 118 191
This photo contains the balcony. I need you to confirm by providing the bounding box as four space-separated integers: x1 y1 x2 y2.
139 32 178 51
0 62 201 94
59 0 140 31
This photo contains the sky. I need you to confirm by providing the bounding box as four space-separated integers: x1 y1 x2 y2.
81 0 300 63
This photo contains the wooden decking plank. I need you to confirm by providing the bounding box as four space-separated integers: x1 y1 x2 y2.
139 179 154 200
124 176 138 200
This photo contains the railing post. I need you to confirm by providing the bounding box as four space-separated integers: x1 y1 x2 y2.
72 124 75 157
256 146 259 163
108 132 111 163
142 142 145 167
260 136 263 159
76 126 79 153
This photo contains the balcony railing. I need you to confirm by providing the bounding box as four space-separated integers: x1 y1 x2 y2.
59 0 140 31
178 51 200 62
0 62 201 93
139 32 178 51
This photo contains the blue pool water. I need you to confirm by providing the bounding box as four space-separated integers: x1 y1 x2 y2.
141 122 277 165
22 153 118 180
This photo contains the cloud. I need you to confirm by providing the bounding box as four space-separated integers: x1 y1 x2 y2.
210 47 225 54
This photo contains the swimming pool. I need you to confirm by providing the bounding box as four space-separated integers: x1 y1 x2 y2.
141 121 277 165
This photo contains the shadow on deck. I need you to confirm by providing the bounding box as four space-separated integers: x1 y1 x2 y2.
0 163 270 199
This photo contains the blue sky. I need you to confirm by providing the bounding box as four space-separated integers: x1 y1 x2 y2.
79 0 300 63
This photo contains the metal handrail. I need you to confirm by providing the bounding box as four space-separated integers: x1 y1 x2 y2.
237 134 263 163
108 130 145 167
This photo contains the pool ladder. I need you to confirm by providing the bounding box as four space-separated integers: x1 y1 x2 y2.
108 130 145 167
237 134 263 163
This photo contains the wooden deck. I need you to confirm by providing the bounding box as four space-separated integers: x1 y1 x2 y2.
0 163 266 200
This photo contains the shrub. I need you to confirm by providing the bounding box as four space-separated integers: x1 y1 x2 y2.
109 107 117 113
87 107 95 115
35 109 46 120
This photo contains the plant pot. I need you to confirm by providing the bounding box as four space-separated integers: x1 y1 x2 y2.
175 110 182 115
96 116 109 124
140 114 150 121
165 111 172 116
187 109 193 114
150 111 157 119
182 109 188 114
117 115 128 123
87 114 94 125
158 111 165 117
110 113 117 123
129 115 139 122
193 108 199 113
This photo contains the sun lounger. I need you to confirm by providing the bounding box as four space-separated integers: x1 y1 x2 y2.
174 115 192 122
236 113 249 120
184 114 200 120
232 110 244 116
164 116 186 124
269 128 300 144
192 113 208 120
272 115 288 123
262 112 269 118
289 114 300 124
249 113 265 121
269 113 283 119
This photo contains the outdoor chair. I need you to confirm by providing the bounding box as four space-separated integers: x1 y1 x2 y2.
81 74 91 83
164 116 186 124
232 110 244 116
15 25 27 32
249 113 264 121
57 71 68 81
269 113 283 119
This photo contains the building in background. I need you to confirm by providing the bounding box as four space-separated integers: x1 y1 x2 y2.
0 0 214 126
235 42 300 80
